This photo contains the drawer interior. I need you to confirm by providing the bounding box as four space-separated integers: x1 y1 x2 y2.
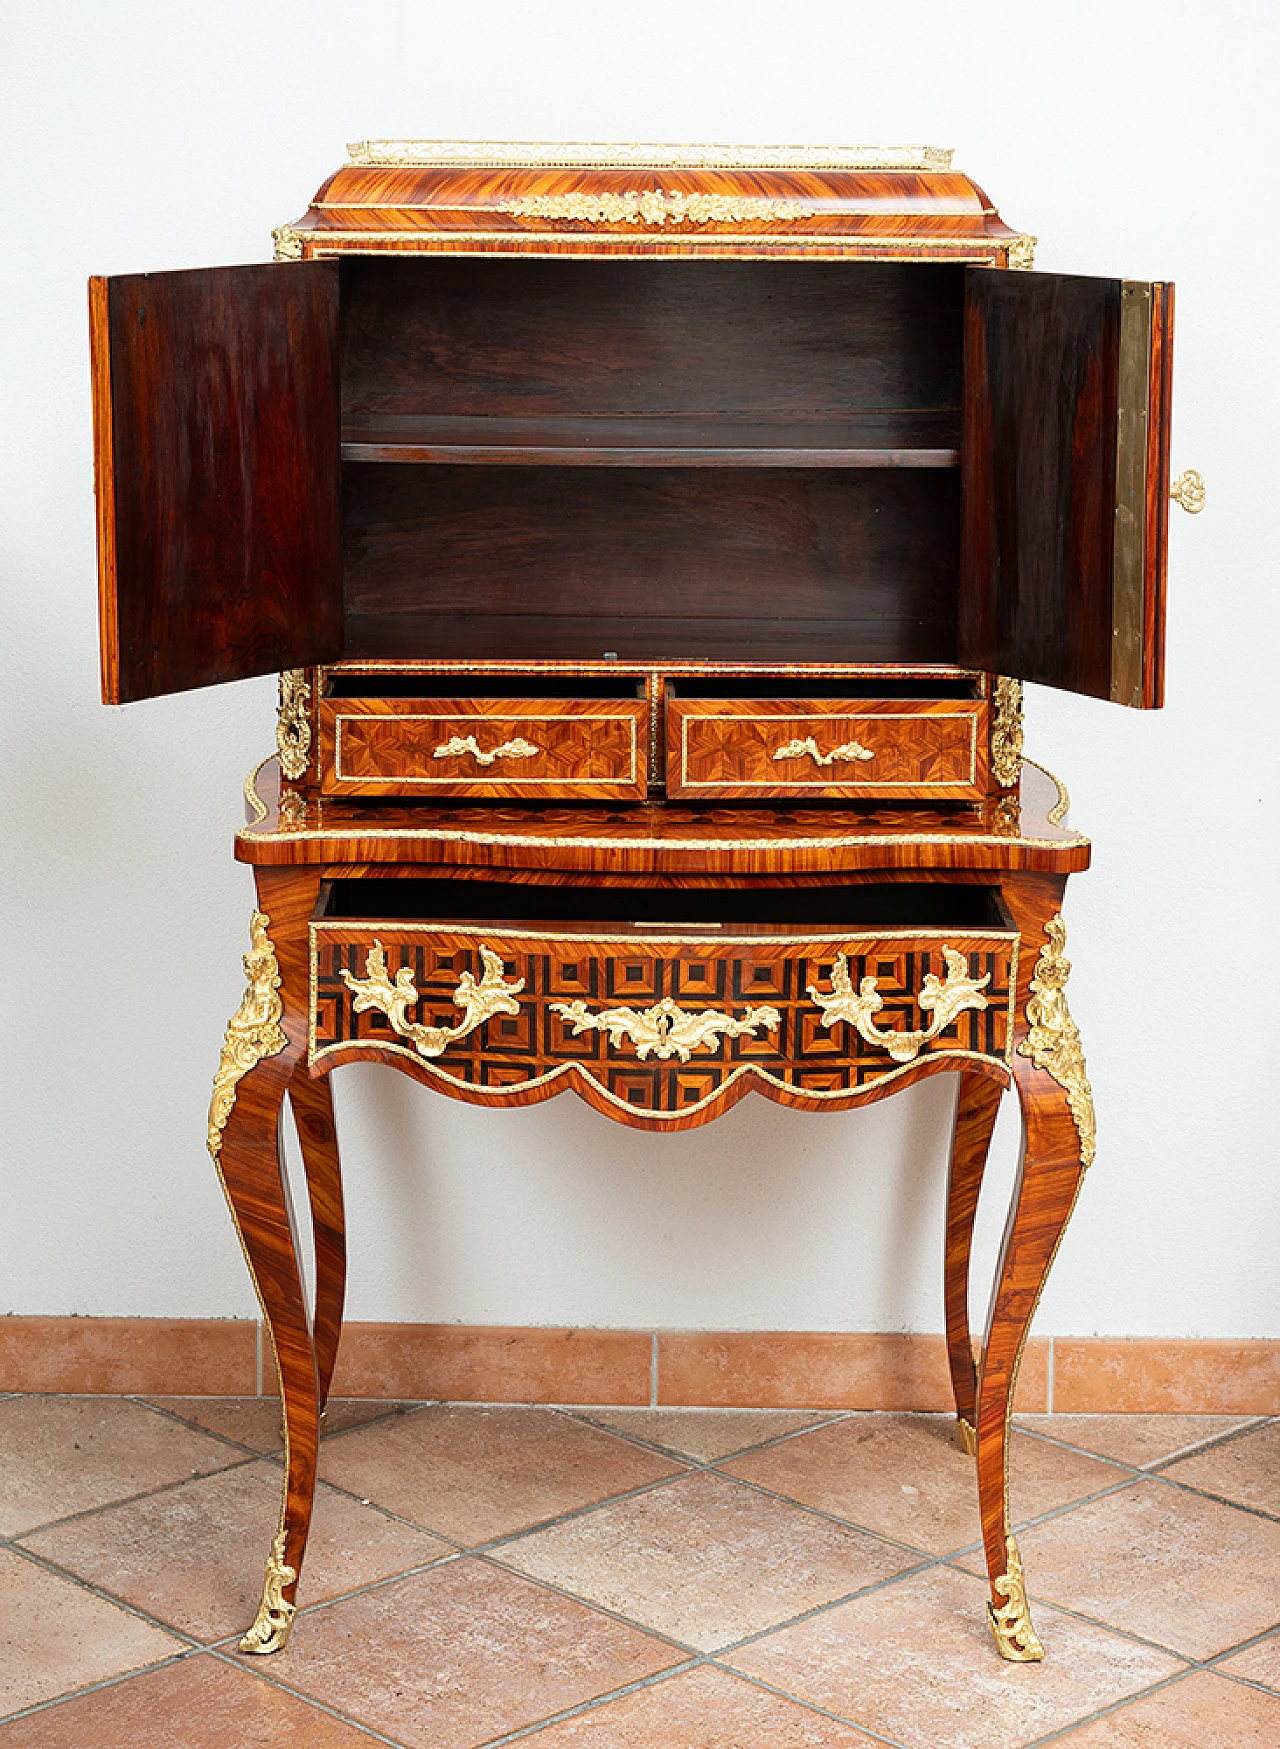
318 879 1013 932
325 672 646 700
665 676 979 701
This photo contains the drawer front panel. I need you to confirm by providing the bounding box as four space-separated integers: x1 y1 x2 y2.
318 697 648 798
667 697 988 800
310 923 1018 1120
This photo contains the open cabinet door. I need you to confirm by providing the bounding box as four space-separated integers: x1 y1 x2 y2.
90 262 342 703
960 268 1173 707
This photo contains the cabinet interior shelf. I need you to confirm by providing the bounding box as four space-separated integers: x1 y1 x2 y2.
340 412 961 468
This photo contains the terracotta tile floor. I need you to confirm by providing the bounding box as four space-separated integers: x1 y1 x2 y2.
1 1398 1277 1746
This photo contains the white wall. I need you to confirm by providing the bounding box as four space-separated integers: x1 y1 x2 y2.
3 0 1276 1340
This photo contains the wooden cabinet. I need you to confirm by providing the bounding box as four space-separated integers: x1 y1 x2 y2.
90 141 1189 1667
91 155 1174 739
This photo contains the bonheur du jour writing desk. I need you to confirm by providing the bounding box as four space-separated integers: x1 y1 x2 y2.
89 141 1201 1662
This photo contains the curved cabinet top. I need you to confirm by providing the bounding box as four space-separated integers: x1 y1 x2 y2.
277 141 1028 264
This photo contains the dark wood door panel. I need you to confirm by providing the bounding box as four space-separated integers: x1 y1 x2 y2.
960 268 1171 707
91 262 343 702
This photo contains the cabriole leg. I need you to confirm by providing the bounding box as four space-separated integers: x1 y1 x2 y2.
207 869 322 1655
287 1065 346 1415
944 1072 1004 1456
975 880 1094 1662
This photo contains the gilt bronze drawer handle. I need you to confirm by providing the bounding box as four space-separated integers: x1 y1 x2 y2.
340 942 524 1058
772 735 874 768
1169 468 1206 513
808 948 990 1063
551 994 780 1062
432 733 541 766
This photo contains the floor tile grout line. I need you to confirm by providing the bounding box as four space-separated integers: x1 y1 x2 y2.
561 1403 855 1469
5 1538 1263 1747
554 1404 731 1467
556 1409 1277 1566
128 1392 290 1460
462 1468 704 1554
1011 1423 1181 1475
1204 1621 1280 1665
1145 1411 1276 1468
307 1476 481 1550
707 1663 917 1749
701 1559 946 1659
1133 1467 1280 1526
709 1466 1026 1565
1203 1663 1280 1702
936 1566 1239 1670
1015 1412 1275 1475
475 1658 707 1747
490 1537 940 1665
201 1644 417 1748
1020 1665 1213 1748
469 1548 710 1656
9 1396 1279 1735
202 1542 705 1675
297 1461 741 1574
211 1558 1280 1736
961 1473 1149 1548
134 1392 428 1458
201 1551 473 1646
0 1400 1050 1582
293 1474 479 1550
7 1452 268 1542
13 1487 504 1665
0 1649 204 1730
930 1461 1277 1570
949 1544 1280 1675
1008 1429 1280 1527
304 1423 1154 1600
193 1462 938 1659
313 1462 701 1561
1 1540 210 1649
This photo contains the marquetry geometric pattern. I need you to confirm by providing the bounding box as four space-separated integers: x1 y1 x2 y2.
671 702 986 800
322 698 649 800
310 925 1017 1118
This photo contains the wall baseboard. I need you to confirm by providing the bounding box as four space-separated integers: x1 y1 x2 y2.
2 1318 1277 1414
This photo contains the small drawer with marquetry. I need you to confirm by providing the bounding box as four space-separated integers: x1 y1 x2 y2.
665 684 989 802
316 674 649 799
308 880 1020 1125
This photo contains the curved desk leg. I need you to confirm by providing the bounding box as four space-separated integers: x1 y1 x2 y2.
287 1066 346 1417
207 869 323 1656
975 878 1094 1662
944 1073 1003 1456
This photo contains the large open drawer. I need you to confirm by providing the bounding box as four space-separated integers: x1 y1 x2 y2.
308 880 1019 1122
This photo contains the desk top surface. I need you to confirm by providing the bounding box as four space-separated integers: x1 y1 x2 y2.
237 759 1088 878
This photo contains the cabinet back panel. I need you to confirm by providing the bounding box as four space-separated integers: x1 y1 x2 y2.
341 464 959 665
340 259 963 420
